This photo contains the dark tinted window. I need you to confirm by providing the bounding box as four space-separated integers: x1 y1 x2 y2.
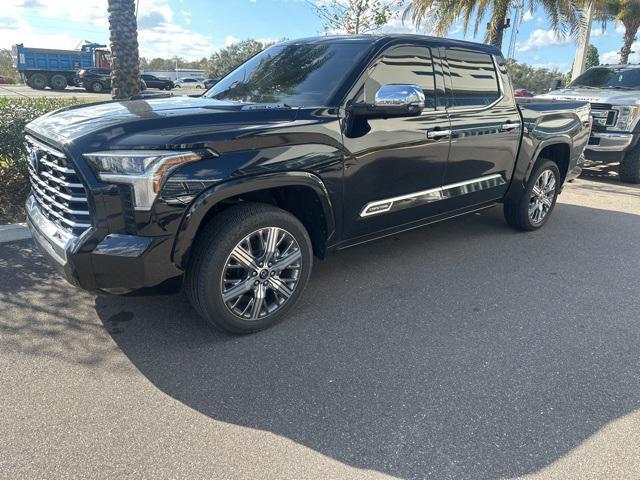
361 46 436 109
446 49 500 108
206 42 370 107
569 66 640 89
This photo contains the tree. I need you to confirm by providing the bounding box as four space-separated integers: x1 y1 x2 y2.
307 0 404 34
613 0 640 63
404 0 580 50
107 0 141 99
507 60 564 93
208 39 275 79
0 49 19 83
586 43 600 67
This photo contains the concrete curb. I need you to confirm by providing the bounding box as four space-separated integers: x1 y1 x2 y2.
0 224 31 244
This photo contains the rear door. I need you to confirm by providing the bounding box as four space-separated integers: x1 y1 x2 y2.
441 48 521 207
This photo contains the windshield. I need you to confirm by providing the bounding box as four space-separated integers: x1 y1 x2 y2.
569 66 640 89
205 42 369 107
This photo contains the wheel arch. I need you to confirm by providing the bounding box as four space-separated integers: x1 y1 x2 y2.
172 172 336 269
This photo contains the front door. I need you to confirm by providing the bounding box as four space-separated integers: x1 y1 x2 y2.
340 44 451 241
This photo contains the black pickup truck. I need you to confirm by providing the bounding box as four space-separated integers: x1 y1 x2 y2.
25 35 590 333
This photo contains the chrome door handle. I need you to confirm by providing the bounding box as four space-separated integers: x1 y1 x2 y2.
427 129 452 139
501 123 520 131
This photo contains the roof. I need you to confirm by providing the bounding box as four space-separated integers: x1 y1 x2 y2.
280 34 503 57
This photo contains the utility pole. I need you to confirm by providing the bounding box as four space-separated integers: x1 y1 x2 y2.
507 1 524 60
571 1 593 81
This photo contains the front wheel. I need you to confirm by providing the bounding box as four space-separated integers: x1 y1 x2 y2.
504 159 561 231
185 203 313 334
619 145 640 184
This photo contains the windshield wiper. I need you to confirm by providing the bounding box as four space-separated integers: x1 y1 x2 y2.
604 85 635 90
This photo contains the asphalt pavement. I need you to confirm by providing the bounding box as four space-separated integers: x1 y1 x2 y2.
1 173 640 479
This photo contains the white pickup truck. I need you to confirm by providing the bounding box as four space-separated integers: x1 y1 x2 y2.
538 64 640 183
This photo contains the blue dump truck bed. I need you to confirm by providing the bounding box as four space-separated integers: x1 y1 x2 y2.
15 45 96 72
13 43 108 90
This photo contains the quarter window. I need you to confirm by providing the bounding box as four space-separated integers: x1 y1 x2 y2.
446 49 500 109
362 46 436 109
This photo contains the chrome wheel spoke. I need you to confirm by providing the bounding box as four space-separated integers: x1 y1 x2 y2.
250 283 267 319
222 279 254 303
272 250 301 271
231 244 260 271
263 227 279 262
268 276 294 300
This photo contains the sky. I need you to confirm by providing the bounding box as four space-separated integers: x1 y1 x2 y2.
3 0 639 73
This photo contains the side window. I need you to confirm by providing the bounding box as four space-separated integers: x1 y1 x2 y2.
362 46 436 109
446 49 500 109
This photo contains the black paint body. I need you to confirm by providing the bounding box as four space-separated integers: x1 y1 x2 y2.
25 35 591 293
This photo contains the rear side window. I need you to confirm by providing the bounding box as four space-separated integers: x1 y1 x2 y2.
362 46 436 109
446 49 500 109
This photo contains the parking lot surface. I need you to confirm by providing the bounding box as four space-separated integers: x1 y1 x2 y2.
1 174 640 479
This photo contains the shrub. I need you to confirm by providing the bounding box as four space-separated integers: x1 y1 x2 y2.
0 97 86 223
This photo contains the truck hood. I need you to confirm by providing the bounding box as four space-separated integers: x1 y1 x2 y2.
26 95 299 145
537 87 640 106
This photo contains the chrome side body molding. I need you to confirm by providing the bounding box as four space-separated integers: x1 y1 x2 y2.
360 174 506 218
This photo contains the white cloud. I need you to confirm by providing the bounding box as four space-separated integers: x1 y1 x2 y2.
516 28 572 52
600 42 640 64
2 0 215 60
522 11 534 22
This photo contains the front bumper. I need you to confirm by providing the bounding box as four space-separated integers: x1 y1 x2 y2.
26 194 183 293
587 131 635 152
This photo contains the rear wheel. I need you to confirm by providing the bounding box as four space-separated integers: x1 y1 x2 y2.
29 73 47 90
504 159 561 231
89 81 104 93
49 74 68 90
186 203 313 334
619 144 640 184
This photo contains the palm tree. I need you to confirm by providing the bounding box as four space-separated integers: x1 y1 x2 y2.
107 0 141 99
614 0 640 63
404 0 579 50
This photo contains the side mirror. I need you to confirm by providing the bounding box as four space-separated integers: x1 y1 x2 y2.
348 84 425 118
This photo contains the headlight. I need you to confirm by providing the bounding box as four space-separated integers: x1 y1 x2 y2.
614 105 640 132
84 150 205 210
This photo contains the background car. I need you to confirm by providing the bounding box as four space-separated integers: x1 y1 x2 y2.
203 78 220 89
174 77 206 88
514 88 535 97
141 74 174 90
78 68 147 93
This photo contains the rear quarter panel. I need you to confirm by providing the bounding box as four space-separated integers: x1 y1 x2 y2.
510 99 590 190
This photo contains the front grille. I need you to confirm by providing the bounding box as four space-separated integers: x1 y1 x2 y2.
26 136 92 235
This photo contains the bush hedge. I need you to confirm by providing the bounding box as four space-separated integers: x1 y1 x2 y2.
0 97 85 223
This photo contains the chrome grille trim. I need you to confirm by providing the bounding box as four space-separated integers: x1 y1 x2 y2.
26 136 92 233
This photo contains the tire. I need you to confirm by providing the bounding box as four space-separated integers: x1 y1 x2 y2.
29 73 47 90
185 202 313 334
619 145 640 184
49 74 67 90
504 159 561 231
90 81 104 93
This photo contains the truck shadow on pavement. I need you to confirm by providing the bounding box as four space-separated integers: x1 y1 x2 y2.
8 202 638 479
94 204 640 479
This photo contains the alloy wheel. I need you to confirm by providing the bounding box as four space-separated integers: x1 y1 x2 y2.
529 169 557 224
221 227 302 320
